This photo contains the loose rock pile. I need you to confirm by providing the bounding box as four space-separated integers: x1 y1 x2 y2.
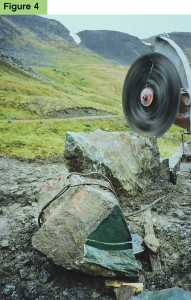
0 131 191 299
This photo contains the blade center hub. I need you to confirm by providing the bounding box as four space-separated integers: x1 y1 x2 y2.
140 87 154 107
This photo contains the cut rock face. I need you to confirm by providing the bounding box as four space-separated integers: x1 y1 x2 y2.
32 173 139 277
64 130 160 196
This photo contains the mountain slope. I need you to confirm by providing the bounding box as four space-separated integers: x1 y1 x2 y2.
78 30 149 65
0 15 74 42
0 15 76 66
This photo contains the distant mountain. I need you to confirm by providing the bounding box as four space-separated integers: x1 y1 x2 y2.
77 30 150 65
0 15 76 66
1 15 191 68
142 32 191 62
0 15 74 42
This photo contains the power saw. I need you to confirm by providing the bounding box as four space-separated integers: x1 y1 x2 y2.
122 35 191 137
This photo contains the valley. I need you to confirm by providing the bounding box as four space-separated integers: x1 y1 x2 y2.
0 15 190 159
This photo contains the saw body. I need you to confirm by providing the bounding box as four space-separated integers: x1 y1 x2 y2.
122 36 191 137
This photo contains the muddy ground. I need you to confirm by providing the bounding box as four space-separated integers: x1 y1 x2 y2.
0 156 191 299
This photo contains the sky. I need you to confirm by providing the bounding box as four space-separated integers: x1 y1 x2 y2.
46 15 191 40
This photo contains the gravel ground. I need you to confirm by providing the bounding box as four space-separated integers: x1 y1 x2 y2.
0 156 191 299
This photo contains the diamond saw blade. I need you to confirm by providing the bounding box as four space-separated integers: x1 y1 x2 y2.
122 52 181 137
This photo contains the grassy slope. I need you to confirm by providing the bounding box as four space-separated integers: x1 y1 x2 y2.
0 116 188 159
0 49 127 119
0 118 128 158
0 38 189 159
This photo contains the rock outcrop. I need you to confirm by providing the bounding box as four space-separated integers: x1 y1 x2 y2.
0 51 45 79
64 130 160 196
78 30 149 65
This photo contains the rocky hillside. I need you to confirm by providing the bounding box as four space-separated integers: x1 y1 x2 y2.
1 15 191 67
78 30 149 65
0 51 44 79
0 15 73 43
0 15 76 66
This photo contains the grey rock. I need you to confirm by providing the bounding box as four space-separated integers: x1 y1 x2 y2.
63 290 69 296
160 158 170 181
3 288 12 295
11 291 19 300
180 162 191 173
32 173 139 277
3 284 15 296
78 30 149 65
169 140 191 183
39 270 50 283
176 171 191 188
1 239 9 248
173 209 186 220
15 190 24 196
91 291 101 299
5 284 15 291
131 234 145 255
64 130 160 196
19 268 28 279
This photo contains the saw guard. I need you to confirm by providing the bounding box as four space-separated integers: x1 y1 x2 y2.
155 36 191 94
155 35 191 132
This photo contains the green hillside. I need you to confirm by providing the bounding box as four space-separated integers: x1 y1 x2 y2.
0 50 127 120
0 15 128 120
0 15 189 160
0 48 187 159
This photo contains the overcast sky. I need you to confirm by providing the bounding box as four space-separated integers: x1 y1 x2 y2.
46 15 191 40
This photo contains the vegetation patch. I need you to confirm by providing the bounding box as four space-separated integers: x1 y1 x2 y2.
157 125 190 157
0 118 128 158
0 118 188 159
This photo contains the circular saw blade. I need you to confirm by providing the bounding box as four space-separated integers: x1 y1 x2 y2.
122 52 181 137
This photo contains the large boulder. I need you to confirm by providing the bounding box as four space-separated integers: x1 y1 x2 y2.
32 173 139 277
64 130 160 196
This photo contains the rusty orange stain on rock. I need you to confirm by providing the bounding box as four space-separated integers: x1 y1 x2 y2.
72 190 85 212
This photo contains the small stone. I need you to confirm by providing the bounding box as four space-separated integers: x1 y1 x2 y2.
39 270 50 283
144 233 160 253
131 233 144 254
1 239 9 248
3 284 15 295
170 276 175 284
19 268 28 279
63 290 69 296
23 259 32 266
15 190 24 196
173 210 186 220
91 291 101 299
187 273 191 281
5 284 15 290
3 288 11 295
11 291 20 300
151 284 156 290
28 273 35 280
